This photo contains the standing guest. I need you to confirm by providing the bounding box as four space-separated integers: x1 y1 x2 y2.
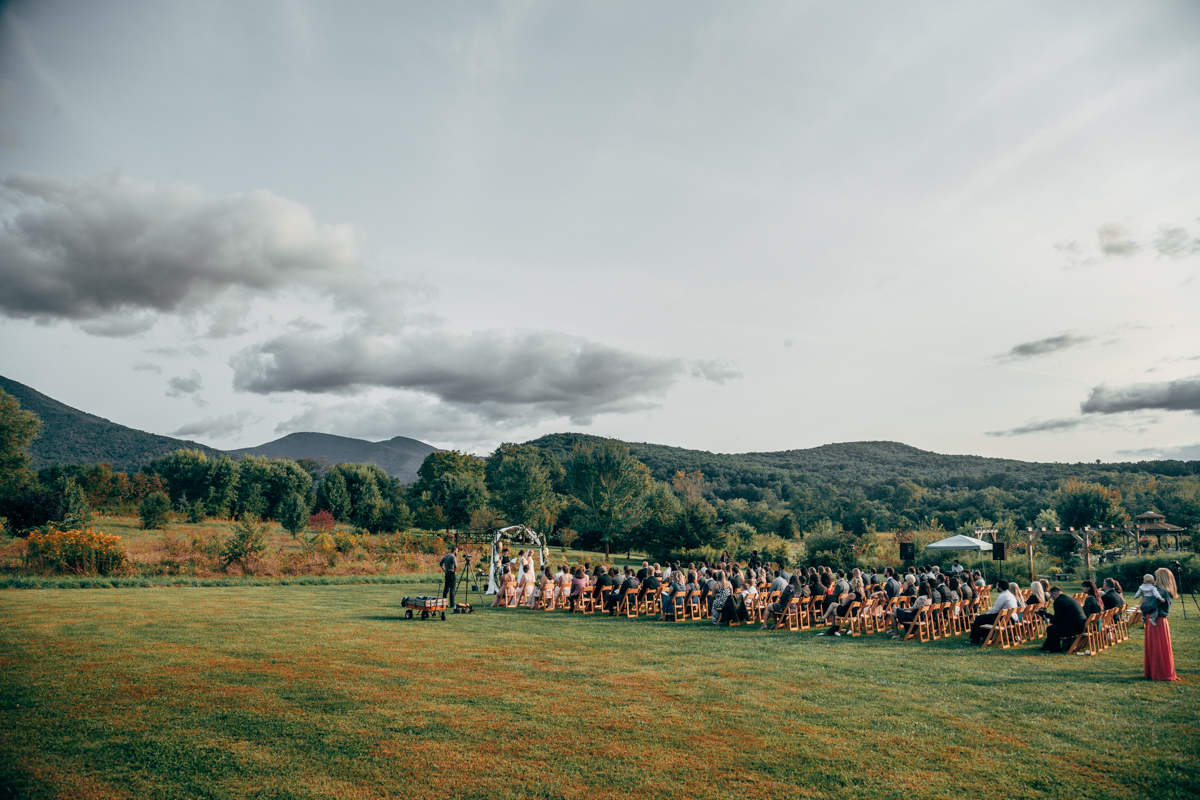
440 546 459 606
748 550 763 570
1144 568 1179 681
1040 586 1087 653
970 580 1017 643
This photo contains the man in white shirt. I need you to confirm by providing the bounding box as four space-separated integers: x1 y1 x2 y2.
951 560 964 574
969 579 1017 643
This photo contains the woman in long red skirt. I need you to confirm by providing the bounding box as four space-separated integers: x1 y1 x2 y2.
1144 567 1179 681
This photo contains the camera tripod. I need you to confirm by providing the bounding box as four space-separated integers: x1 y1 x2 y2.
453 554 487 606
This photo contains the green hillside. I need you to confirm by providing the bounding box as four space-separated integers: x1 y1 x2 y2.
0 375 222 473
526 432 1198 493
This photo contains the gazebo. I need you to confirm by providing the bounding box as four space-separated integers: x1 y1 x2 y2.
1132 511 1185 553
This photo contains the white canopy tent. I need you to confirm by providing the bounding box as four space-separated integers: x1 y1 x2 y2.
924 534 993 552
924 534 993 578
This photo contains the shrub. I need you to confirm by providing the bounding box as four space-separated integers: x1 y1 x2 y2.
1097 553 1197 595
222 515 267 571
186 500 206 523
278 491 309 538
667 545 722 566
557 528 579 552
26 527 125 575
139 491 172 529
309 510 336 531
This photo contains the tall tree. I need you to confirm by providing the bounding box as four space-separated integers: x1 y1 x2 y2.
563 441 653 557
0 389 40 497
486 443 562 534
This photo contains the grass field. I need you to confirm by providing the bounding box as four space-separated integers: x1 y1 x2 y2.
1 581 1197 800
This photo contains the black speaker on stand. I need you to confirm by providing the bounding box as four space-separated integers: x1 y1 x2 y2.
900 542 915 561
992 542 1006 561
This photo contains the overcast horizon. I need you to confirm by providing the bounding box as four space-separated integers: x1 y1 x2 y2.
1 1 1199 462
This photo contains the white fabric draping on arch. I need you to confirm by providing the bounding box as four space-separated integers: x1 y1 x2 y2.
486 525 550 594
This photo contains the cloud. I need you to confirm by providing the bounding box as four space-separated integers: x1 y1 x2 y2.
1000 333 1091 360
166 369 203 397
232 328 693 425
0 128 21 148
1080 374 1200 414
148 344 209 358
77 313 157 337
278 394 509 445
1152 226 1200 258
689 359 742 384
171 411 262 440
985 418 1085 437
0 172 381 331
1097 223 1140 257
132 361 162 374
1117 442 1200 462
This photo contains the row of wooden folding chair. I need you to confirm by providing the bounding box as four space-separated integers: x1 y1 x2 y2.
1067 608 1126 656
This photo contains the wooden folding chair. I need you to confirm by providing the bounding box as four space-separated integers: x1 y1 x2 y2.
901 605 932 642
773 596 799 631
668 590 687 622
1066 613 1103 655
853 598 877 636
623 590 639 619
686 590 701 621
1112 605 1130 643
834 600 860 636
979 607 1013 648
503 585 519 608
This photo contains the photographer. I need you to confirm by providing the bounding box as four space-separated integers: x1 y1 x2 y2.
440 546 460 606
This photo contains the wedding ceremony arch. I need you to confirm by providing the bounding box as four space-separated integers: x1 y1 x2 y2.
485 525 551 594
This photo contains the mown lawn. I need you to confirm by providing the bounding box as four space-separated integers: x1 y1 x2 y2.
1 584 1197 800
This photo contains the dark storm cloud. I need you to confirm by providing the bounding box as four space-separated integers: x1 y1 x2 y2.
1000 333 1091 360
1080 375 1200 414
985 418 1085 437
171 411 261 439
230 328 728 425
0 172 371 330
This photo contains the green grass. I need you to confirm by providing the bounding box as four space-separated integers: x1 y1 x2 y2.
1 586 1197 800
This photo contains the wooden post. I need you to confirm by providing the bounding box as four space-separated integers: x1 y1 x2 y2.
1084 529 1093 583
1027 530 1036 582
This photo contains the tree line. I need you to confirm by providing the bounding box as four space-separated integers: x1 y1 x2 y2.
2 388 1197 568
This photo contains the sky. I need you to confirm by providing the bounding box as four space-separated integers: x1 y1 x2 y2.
0 0 1198 462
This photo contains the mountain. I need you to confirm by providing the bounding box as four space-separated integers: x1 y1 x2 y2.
228 432 440 483
525 432 1199 495
0 374 223 472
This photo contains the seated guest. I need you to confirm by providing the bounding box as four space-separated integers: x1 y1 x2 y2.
530 567 554 608
1101 578 1125 610
607 568 639 614
491 565 516 607
969 579 1017 642
957 577 975 603
661 572 686 620
596 566 618 606
769 570 788 593
883 568 900 598
1041 586 1087 652
820 577 864 636
568 567 588 611
973 570 986 589
889 584 932 638
761 575 797 629
1081 580 1104 617
1009 581 1026 607
1025 581 1045 606
709 571 733 624
899 574 917 598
